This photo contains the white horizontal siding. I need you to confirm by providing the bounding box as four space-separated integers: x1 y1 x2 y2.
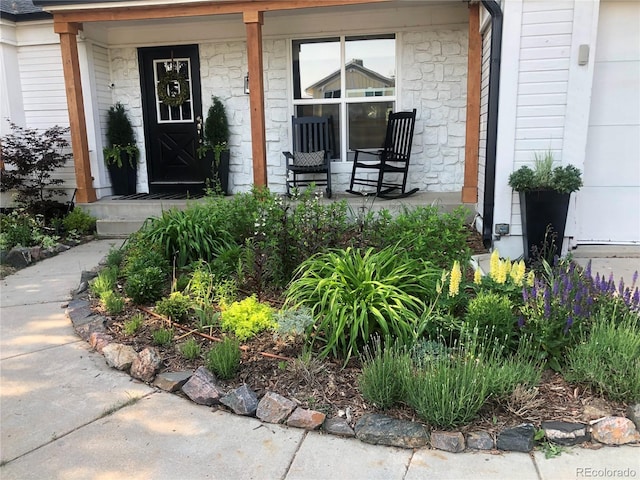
17 43 69 130
93 44 112 137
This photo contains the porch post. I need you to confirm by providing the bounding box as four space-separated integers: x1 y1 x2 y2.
244 10 268 187
462 3 481 204
54 21 96 203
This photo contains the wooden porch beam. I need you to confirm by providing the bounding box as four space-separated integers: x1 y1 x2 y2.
244 10 267 187
462 3 481 204
54 21 97 203
52 0 390 24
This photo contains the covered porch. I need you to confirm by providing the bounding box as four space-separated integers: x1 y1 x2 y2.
35 0 482 209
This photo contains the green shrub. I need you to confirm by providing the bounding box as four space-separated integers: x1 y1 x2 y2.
285 245 441 361
358 339 411 409
0 210 38 249
464 291 517 351
123 313 144 336
155 292 192 322
374 206 471 269
90 267 118 298
206 337 241 379
105 247 125 269
220 295 275 341
102 291 125 315
565 308 640 402
152 328 174 346
125 266 166 304
122 233 171 277
180 338 202 361
62 208 96 235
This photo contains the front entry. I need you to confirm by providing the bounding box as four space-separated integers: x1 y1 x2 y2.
139 45 206 194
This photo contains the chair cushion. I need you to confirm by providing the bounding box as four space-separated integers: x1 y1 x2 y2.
293 150 325 167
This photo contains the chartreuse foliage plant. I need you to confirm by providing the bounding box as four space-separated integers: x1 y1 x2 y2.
62 208 96 235
220 295 275 341
285 244 441 361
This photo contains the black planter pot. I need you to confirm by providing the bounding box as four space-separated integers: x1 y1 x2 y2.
107 157 137 196
202 149 230 195
519 190 571 262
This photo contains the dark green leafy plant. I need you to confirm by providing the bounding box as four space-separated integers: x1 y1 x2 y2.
103 103 139 168
125 266 166 304
199 96 229 164
508 151 582 194
62 208 96 235
285 245 441 361
373 205 471 269
155 292 192 323
0 209 39 249
0 122 71 208
206 337 241 379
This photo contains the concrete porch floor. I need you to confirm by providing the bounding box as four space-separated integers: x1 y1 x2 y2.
80 191 468 238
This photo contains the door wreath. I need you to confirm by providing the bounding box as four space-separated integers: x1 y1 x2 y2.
157 70 190 107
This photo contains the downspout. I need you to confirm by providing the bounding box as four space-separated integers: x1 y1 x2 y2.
480 0 503 248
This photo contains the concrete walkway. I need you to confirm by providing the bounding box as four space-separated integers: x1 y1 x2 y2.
1 240 639 480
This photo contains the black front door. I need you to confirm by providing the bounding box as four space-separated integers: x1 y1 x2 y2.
139 44 205 194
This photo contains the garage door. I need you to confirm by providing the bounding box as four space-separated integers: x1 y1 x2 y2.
576 0 640 244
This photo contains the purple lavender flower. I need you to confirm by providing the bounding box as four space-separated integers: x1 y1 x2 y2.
522 286 529 303
584 260 592 279
564 316 573 335
618 278 625 296
553 279 560 297
544 288 551 318
517 316 525 328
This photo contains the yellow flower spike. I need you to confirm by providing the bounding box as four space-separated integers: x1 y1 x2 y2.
505 259 512 275
473 268 482 285
449 261 462 297
489 250 500 281
497 260 508 284
526 270 535 286
511 260 526 286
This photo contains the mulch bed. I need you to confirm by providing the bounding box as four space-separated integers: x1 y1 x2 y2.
89 224 628 436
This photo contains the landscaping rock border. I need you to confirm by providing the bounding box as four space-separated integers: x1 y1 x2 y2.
66 285 640 454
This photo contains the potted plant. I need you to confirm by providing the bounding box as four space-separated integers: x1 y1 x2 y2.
103 103 139 196
508 151 583 262
198 96 230 195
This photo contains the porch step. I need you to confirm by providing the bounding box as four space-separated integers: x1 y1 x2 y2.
82 191 469 239
80 196 198 238
96 219 145 238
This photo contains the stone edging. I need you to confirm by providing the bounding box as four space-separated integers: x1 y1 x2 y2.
66 274 640 453
0 236 95 274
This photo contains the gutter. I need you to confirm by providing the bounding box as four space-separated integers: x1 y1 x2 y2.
480 0 503 249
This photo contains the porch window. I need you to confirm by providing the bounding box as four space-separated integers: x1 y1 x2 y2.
292 34 396 161
153 58 194 123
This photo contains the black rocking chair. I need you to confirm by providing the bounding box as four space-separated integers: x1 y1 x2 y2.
346 109 418 199
283 116 333 198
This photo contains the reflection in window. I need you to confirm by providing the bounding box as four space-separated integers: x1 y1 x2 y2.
345 35 395 98
292 38 340 100
292 35 396 161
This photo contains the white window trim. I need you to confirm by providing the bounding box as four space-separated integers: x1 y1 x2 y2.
290 34 398 163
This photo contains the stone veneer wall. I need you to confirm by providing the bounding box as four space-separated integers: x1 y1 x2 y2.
107 24 468 195
399 27 469 193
